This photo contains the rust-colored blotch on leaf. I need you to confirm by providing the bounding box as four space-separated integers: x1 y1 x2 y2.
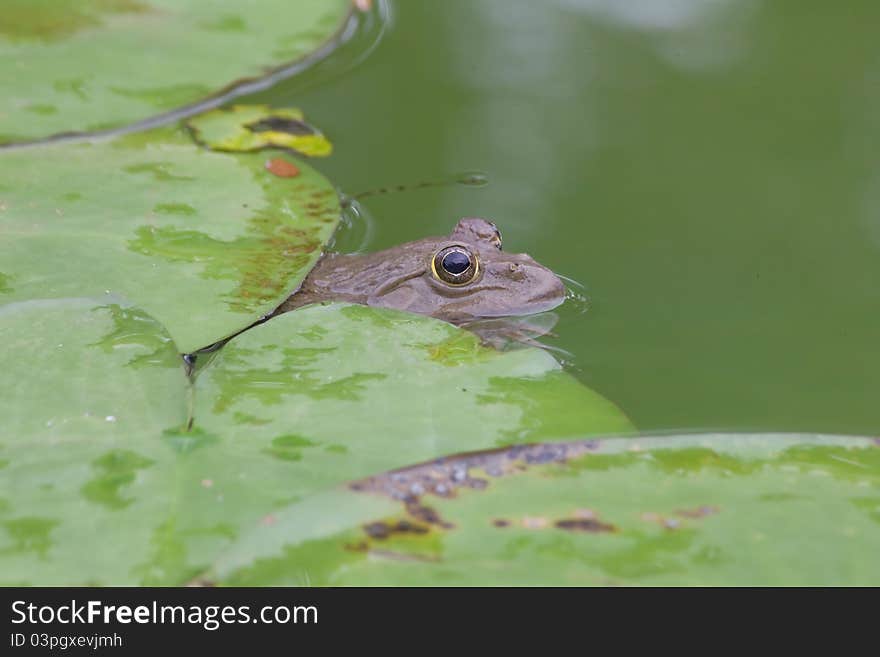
265 158 300 178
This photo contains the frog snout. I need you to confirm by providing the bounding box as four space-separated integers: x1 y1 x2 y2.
531 270 566 307
513 258 566 310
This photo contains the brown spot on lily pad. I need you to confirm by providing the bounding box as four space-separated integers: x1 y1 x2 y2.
364 522 391 539
496 510 616 533
363 519 430 540
406 502 453 529
350 440 605 545
248 116 314 136
351 440 601 503
555 517 617 533
265 158 300 178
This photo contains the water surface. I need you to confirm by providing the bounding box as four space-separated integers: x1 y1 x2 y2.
250 0 880 435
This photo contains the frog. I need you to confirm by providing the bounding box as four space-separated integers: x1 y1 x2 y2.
274 217 566 326
187 217 566 368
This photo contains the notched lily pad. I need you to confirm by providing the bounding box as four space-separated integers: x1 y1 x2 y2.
0 296 633 584
186 105 332 156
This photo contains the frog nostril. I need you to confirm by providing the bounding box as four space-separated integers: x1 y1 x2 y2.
507 263 526 281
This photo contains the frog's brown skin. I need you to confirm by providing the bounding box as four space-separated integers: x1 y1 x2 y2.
275 218 566 325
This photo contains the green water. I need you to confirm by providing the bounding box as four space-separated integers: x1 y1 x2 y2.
251 0 880 436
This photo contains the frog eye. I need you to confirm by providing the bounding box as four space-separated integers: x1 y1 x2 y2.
431 245 480 286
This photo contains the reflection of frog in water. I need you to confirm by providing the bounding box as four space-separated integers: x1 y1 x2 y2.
277 218 566 327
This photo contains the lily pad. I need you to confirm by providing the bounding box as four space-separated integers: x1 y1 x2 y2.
0 300 634 584
0 124 340 352
208 434 880 586
0 298 189 585
0 0 352 143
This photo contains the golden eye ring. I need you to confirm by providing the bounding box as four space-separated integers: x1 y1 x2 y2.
431 245 480 286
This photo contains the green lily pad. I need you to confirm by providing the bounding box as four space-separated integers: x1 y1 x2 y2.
0 298 189 585
209 434 880 586
0 125 340 352
187 105 332 155
0 0 351 143
0 300 634 584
